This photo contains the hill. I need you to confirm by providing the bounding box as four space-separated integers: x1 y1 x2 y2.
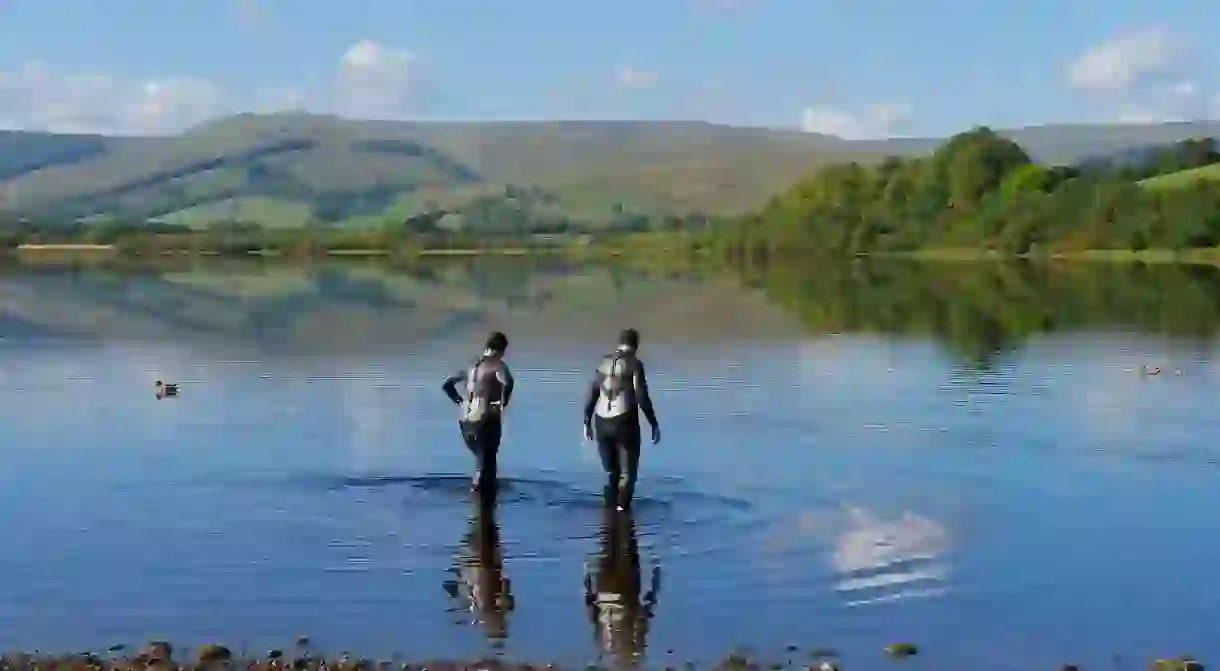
1 114 1218 230
1139 163 1220 190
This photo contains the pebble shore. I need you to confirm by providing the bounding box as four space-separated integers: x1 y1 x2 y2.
0 640 1207 671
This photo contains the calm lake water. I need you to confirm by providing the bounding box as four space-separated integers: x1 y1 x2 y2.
1 258 1219 670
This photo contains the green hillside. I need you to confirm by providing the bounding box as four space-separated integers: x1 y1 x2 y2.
1 114 1218 231
720 127 1220 258
158 197 315 229
1139 163 1220 190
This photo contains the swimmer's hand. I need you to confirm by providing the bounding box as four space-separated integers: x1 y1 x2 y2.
583 423 594 442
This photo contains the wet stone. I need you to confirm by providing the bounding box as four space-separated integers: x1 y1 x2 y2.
883 643 918 659
142 642 174 663
196 645 232 664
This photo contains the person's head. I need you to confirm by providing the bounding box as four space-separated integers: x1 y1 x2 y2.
618 328 640 351
485 331 509 356
155 380 163 387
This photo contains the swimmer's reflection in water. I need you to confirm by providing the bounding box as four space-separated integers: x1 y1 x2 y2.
442 486 515 647
583 495 662 664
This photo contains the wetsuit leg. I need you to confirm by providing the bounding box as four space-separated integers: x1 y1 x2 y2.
594 415 622 493
460 420 480 456
478 418 503 489
615 423 643 510
460 419 500 489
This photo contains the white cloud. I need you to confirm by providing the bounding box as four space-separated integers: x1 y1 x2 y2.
1168 80 1197 98
1068 29 1220 123
614 64 659 89
1066 26 1176 92
0 39 423 134
0 62 226 135
334 39 418 120
1111 79 1214 124
800 102 912 140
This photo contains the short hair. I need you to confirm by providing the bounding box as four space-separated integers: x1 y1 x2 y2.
485 331 509 353
619 328 640 349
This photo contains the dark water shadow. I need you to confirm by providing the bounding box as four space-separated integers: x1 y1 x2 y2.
279 473 751 531
442 487 514 651
584 499 661 666
291 473 755 517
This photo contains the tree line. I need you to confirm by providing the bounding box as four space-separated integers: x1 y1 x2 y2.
706 128 1220 258
0 181 722 254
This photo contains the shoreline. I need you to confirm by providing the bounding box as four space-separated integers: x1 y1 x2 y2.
868 247 1220 265
0 644 1206 671
0 645 859 671
10 241 1220 267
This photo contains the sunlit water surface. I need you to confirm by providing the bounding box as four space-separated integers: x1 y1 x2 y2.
0 260 1218 670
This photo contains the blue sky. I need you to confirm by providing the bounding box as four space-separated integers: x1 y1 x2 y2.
0 0 1217 137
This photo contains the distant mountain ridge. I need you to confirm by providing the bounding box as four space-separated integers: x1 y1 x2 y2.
1 114 1217 228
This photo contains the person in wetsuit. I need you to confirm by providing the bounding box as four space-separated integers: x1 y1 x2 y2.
442 487 514 647
442 331 515 490
583 500 661 664
583 328 660 511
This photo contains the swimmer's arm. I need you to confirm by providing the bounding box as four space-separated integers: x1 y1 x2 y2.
496 364 515 408
441 367 467 405
583 373 601 426
634 361 659 428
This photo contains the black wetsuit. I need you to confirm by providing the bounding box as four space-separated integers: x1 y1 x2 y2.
583 347 659 509
443 354 514 487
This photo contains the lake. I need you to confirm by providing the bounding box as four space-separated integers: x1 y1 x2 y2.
1 257 1219 670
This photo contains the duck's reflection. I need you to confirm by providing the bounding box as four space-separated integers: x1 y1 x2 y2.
443 486 514 647
583 496 662 664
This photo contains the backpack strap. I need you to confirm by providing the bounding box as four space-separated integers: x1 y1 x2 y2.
602 349 630 401
468 352 490 396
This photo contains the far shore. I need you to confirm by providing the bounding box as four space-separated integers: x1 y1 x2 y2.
10 241 1220 267
7 243 626 260
16 243 121 251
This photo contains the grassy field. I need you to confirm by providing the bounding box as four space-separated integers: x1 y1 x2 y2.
880 246 1220 266
1139 162 1220 190
2 115 1219 230
158 197 315 228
